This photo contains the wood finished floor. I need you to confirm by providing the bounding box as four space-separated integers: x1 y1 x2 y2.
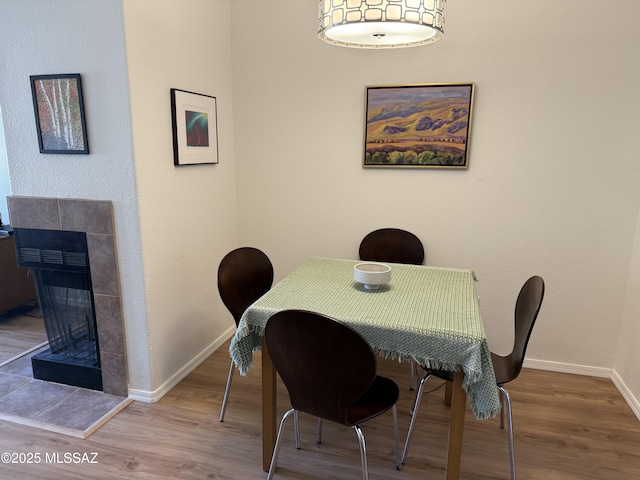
0 303 47 365
0 337 639 479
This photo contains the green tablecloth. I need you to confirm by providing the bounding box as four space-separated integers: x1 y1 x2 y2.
229 257 501 420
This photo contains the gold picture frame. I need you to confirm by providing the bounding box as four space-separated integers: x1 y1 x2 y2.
363 82 475 169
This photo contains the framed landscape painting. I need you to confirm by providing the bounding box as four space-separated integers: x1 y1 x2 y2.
170 88 219 166
30 74 89 154
363 83 475 169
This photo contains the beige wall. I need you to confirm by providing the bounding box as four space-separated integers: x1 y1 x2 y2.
616 213 640 417
2 0 640 410
231 0 640 404
122 0 238 399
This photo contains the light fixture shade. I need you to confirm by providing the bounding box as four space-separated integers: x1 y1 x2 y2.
318 0 446 49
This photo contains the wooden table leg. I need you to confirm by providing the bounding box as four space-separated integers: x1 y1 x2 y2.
444 380 453 406
262 337 277 472
445 371 466 480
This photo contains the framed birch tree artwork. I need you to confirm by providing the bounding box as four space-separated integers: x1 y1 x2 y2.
30 74 89 154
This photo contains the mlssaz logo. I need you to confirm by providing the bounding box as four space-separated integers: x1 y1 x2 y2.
45 452 99 464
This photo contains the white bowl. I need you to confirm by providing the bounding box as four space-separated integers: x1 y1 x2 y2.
354 262 391 290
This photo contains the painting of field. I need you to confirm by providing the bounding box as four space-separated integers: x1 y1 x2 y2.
364 83 474 168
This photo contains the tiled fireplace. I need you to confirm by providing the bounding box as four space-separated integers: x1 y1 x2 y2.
7 196 127 397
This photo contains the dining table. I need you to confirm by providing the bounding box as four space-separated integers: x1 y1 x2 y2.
229 257 501 480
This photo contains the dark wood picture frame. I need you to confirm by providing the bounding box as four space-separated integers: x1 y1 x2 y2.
170 88 219 166
30 74 89 154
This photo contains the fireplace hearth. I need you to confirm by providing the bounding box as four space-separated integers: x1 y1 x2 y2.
6 196 128 397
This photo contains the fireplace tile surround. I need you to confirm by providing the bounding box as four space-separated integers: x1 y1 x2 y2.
7 196 127 397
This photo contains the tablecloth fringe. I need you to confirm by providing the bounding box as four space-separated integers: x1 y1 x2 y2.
376 348 500 420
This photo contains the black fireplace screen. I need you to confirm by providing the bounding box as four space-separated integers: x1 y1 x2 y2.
34 269 99 364
13 227 102 390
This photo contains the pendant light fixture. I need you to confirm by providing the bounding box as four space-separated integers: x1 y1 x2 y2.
318 0 446 49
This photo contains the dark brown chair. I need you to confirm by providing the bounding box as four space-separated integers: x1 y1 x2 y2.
265 310 400 480
359 228 425 265
218 247 273 422
401 276 545 480
359 227 425 390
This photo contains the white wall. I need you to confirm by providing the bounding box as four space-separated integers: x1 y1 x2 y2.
231 0 640 385
0 0 150 389
0 0 238 399
0 110 9 225
122 0 238 399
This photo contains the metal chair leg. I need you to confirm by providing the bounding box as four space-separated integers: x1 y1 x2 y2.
316 417 322 444
294 411 300 449
402 371 430 464
409 371 431 416
353 425 369 480
267 408 296 480
219 360 235 422
271 409 398 479
409 359 415 390
354 411 399 479
498 385 516 480
499 388 505 429
392 405 401 470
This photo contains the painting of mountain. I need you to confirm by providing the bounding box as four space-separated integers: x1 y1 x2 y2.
364 83 475 168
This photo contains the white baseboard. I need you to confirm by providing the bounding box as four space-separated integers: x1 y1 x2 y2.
127 325 236 403
126 348 640 423
524 357 640 422
523 358 612 378
610 370 640 421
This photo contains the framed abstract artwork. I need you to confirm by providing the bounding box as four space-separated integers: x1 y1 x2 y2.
363 83 475 169
30 74 89 154
170 88 219 166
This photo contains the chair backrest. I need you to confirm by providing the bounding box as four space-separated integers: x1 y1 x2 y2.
265 310 377 426
217 247 274 325
506 275 545 382
359 228 425 265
